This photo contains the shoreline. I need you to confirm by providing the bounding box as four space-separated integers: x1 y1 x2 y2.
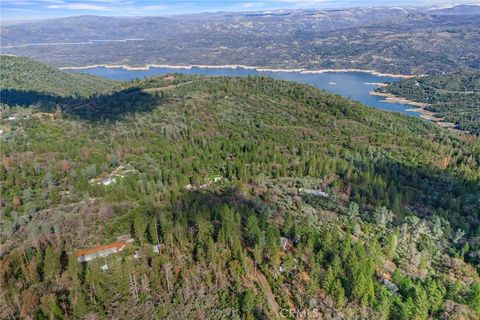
370 91 458 130
369 91 430 108
59 63 416 78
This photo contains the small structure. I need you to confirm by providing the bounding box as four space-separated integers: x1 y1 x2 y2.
184 176 225 191
89 164 136 186
101 177 117 186
299 188 329 198
133 250 141 259
75 239 132 262
152 244 163 254
383 279 399 294
280 237 293 251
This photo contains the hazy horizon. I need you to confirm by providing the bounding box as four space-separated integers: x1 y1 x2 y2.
1 0 479 22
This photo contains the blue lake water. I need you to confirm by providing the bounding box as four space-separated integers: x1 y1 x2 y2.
69 66 420 117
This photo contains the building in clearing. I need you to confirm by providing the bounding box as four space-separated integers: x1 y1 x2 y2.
75 239 132 262
298 188 329 198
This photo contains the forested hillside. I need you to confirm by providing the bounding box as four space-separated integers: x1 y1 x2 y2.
0 55 120 97
376 72 480 135
1 63 479 319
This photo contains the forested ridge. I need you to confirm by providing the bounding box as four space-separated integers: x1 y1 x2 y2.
1 59 479 319
376 72 480 135
0 55 120 98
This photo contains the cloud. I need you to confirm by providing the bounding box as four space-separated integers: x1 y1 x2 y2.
140 5 168 11
1 0 63 2
47 3 108 10
2 7 37 12
240 2 265 7
278 0 328 2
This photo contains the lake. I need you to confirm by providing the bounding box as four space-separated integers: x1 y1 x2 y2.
68 66 420 117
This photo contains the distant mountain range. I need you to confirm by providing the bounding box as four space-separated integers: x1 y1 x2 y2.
1 5 479 74
427 3 480 15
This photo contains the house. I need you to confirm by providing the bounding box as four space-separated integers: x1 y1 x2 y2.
75 240 132 262
298 188 329 198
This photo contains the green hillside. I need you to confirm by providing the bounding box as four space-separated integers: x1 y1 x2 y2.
0 55 120 97
1 67 479 319
376 72 480 135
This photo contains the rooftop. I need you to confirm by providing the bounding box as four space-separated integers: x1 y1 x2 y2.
74 240 128 257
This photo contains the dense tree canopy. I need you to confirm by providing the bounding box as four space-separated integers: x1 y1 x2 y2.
0 55 120 98
1 62 479 319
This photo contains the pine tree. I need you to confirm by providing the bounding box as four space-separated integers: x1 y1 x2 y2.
467 282 480 313
67 254 82 288
384 233 398 259
332 279 346 308
72 290 88 319
376 287 392 320
425 278 446 315
39 294 63 319
133 211 147 243
241 289 256 319
43 245 61 281
323 266 337 294
244 215 261 247
414 286 429 320
352 272 368 306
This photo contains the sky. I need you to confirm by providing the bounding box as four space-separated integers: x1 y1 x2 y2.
0 0 478 21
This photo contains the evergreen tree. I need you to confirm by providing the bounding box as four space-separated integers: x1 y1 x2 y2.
43 245 61 281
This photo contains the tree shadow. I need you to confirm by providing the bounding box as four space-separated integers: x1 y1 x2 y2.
0 87 162 122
